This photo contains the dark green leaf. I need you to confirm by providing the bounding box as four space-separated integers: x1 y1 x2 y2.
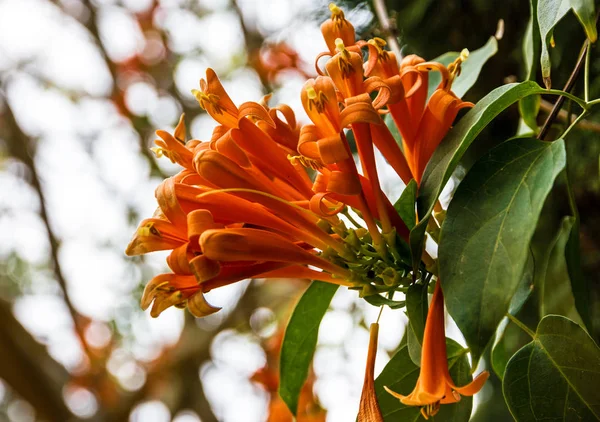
564 165 593 332
538 0 597 88
428 37 499 99
438 137 566 367
363 294 406 309
503 315 600 421
394 179 418 230
491 253 535 379
535 216 583 324
375 339 473 422
279 281 338 415
411 82 547 268
406 282 429 366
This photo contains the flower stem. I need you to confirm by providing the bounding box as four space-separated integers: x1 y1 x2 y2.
505 313 535 339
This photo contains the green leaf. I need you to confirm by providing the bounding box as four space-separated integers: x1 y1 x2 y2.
538 0 597 88
491 253 535 379
363 294 406 309
375 339 473 422
523 0 542 81
535 216 583 324
564 165 593 332
394 179 418 230
519 94 541 133
503 315 600 421
438 137 566 367
279 281 338 415
428 37 499 99
411 81 546 270
406 282 429 367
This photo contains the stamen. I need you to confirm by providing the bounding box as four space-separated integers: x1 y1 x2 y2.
447 48 469 86
288 154 325 170
329 3 344 20
334 38 354 77
191 89 223 115
305 86 329 113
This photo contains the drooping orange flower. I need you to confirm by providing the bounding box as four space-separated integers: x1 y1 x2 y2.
384 282 489 419
357 323 384 422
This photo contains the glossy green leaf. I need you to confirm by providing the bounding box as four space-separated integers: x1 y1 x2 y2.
503 315 600 421
491 253 535 379
411 81 547 270
375 339 473 422
279 281 338 415
406 282 429 367
535 216 583 324
438 137 566 367
394 179 418 230
538 0 597 88
428 36 499 99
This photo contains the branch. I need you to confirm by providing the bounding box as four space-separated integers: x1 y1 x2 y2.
540 99 600 132
372 0 402 62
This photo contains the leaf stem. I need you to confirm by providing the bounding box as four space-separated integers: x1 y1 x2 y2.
585 40 591 103
506 313 535 338
544 89 588 110
561 112 588 139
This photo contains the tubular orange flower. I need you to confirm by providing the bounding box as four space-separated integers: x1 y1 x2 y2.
357 323 384 422
384 282 489 419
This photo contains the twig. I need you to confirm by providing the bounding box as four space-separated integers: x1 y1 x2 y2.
538 39 589 140
539 99 600 132
372 0 402 62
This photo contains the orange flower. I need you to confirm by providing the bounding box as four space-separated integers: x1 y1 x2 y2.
357 323 384 422
384 282 489 419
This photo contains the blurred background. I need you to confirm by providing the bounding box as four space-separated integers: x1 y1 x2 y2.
0 0 598 421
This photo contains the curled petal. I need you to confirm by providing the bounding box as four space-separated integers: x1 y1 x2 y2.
167 244 192 274
309 192 345 217
326 170 362 196
151 290 185 318
238 102 275 127
363 77 391 110
190 254 221 283
210 129 251 168
316 135 350 164
141 274 173 310
156 178 188 229
187 209 224 246
154 129 193 168
340 99 381 127
187 291 221 318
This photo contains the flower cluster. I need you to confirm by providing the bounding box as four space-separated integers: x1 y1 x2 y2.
126 2 487 417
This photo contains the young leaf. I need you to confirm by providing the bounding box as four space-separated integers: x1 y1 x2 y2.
279 281 338 415
375 340 473 422
394 179 418 230
538 0 597 88
523 0 541 81
405 282 429 367
438 137 566 367
503 315 600 421
410 81 546 271
428 36 499 99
